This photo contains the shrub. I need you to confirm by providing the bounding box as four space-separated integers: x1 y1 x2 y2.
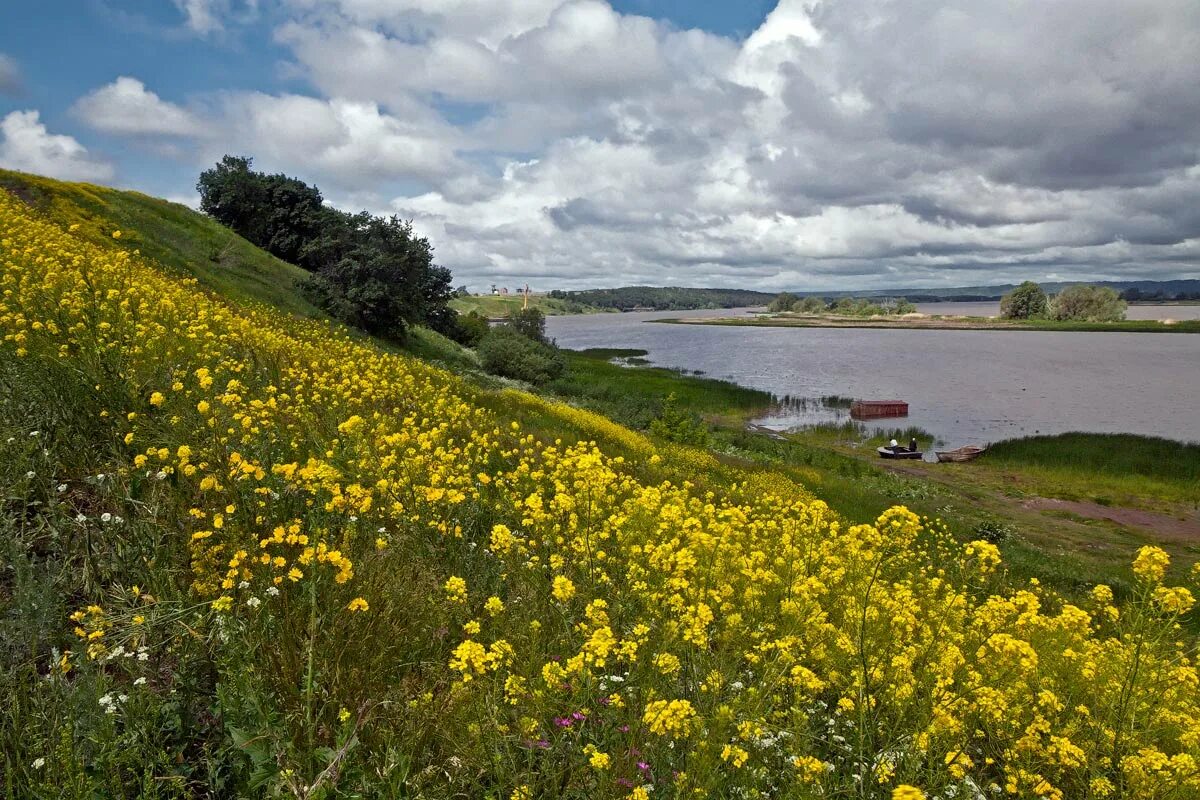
503 307 549 343
451 310 491 347
973 519 1015 544
1050 284 1127 322
648 393 710 447
767 292 799 312
1000 281 1049 319
477 327 565 384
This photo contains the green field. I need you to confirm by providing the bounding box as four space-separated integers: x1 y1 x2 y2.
450 293 608 317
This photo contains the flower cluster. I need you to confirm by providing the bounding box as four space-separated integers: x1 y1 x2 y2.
4 188 1200 798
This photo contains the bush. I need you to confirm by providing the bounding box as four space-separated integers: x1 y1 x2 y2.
791 296 827 314
1050 284 1127 322
451 310 491 347
973 519 1015 544
477 327 565 384
1000 281 1049 319
504 307 548 343
648 393 710 447
767 292 799 312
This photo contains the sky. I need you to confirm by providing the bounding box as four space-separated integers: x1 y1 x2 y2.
1 1 1199 292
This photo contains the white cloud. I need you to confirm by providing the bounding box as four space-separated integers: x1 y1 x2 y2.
208 92 465 190
172 0 258 36
55 0 1200 290
74 77 202 136
0 110 114 182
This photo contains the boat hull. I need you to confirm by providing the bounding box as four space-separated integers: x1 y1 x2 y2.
878 446 923 459
934 446 986 463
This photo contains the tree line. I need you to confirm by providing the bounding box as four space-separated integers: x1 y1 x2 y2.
1000 281 1126 322
767 293 917 316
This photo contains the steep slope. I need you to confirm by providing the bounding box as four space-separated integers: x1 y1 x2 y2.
1 176 1198 800
0 169 321 318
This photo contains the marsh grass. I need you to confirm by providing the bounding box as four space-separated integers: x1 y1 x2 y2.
547 348 774 430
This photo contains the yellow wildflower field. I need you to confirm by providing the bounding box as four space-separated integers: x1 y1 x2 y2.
2 187 1199 798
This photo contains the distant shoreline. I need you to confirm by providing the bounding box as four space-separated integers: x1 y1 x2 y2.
654 312 1200 333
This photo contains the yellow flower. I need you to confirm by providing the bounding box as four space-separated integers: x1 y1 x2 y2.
1152 585 1194 614
149 391 165 406
347 597 369 612
444 576 468 604
551 575 576 602
721 744 749 767
893 786 925 800
642 699 698 738
111 230 122 239
1132 546 1170 584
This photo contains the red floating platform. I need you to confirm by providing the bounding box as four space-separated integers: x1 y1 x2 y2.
850 400 909 419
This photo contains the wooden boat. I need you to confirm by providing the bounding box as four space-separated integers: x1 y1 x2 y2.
934 445 987 463
852 400 908 419
877 445 923 460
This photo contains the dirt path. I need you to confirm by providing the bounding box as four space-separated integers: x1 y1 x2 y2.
1021 498 1200 543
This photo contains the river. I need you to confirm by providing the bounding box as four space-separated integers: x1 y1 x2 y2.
545 307 1200 446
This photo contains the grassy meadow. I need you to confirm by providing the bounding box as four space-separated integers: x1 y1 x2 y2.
3 175 1200 800
450 293 608 318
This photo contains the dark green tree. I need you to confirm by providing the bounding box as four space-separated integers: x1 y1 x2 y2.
1000 281 1050 319
196 155 327 269
198 156 457 340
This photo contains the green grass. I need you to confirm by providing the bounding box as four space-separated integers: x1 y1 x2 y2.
984 433 1200 483
978 433 1200 508
449 294 607 317
400 326 480 371
0 169 322 319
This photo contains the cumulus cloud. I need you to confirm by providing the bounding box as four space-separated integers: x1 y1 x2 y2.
0 54 20 95
74 77 202 136
207 92 465 189
64 1 1200 289
383 0 1200 289
0 110 115 182
172 0 258 36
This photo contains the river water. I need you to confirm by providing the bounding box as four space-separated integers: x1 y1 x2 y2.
545 307 1200 446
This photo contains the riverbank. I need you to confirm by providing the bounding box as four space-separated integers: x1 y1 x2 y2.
659 311 1200 333
552 347 1200 601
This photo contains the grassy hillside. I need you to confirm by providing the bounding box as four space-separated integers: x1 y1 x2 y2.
3 175 1199 799
0 169 321 318
451 293 607 317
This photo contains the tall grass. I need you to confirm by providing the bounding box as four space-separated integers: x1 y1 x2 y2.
985 433 1200 486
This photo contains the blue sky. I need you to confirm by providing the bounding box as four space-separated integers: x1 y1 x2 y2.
1 1 1198 291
